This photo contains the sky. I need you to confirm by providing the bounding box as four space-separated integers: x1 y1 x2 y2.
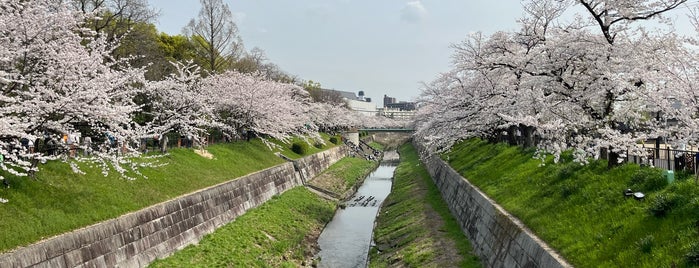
147 0 698 105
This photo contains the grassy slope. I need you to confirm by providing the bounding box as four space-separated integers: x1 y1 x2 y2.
272 133 337 160
368 141 385 151
307 157 378 196
0 135 335 253
370 143 481 268
445 138 699 267
149 187 335 267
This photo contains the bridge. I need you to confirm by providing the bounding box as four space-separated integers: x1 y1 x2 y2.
358 128 415 133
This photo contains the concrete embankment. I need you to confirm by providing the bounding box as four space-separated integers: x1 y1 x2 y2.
415 141 572 268
0 146 348 268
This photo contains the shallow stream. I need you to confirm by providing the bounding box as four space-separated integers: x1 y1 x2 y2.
316 151 398 268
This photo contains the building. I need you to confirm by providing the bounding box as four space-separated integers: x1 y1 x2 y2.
380 94 416 119
385 101 416 111
383 94 416 111
323 89 378 116
378 107 415 120
383 95 396 107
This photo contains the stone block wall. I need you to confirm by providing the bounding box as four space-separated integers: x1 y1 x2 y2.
0 146 348 267
293 145 348 183
416 142 572 268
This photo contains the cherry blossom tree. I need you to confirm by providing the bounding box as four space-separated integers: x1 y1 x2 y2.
415 0 689 167
654 8 699 149
202 71 317 146
143 61 218 145
0 0 147 181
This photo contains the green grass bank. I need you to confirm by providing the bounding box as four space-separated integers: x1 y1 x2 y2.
368 141 385 152
307 157 379 197
370 143 481 268
444 138 699 267
271 133 338 160
0 135 335 253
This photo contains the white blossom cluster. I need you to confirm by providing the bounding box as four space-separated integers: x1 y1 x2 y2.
415 0 696 165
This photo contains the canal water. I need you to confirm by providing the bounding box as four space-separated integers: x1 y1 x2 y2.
317 151 398 268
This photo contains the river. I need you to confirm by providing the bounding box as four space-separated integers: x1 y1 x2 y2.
316 151 398 268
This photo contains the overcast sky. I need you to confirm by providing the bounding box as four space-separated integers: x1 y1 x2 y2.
147 0 696 105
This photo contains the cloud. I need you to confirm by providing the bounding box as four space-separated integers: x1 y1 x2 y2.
401 1 428 23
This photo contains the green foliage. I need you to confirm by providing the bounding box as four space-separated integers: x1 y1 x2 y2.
313 142 324 149
370 144 480 268
329 136 340 145
157 33 196 62
629 168 667 192
149 187 335 267
444 138 699 267
302 80 321 91
637 235 654 254
648 194 678 217
291 142 308 155
675 169 694 181
686 242 699 265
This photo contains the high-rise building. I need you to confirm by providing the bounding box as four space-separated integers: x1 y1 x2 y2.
383 94 397 107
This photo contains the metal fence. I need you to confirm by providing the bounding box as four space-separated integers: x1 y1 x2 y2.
620 147 699 173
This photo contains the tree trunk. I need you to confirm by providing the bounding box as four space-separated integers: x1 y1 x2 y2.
607 146 621 169
521 124 536 148
507 125 518 146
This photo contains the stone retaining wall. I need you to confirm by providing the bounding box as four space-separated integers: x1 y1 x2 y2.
0 145 348 268
294 145 348 183
415 141 572 268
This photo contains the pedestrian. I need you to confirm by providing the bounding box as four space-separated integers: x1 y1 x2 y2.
83 136 92 156
67 132 78 158
28 139 34 153
161 135 169 153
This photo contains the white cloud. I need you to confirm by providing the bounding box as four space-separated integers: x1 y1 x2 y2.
400 1 428 23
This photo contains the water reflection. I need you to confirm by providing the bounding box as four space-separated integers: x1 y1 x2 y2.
317 158 396 268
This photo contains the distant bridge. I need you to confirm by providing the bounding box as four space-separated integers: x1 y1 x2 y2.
358 128 415 133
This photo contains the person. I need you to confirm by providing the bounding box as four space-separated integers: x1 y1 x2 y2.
20 138 28 150
46 137 56 156
153 134 160 149
161 135 169 153
27 139 34 153
139 137 147 153
105 132 116 148
67 133 78 158
83 136 92 156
